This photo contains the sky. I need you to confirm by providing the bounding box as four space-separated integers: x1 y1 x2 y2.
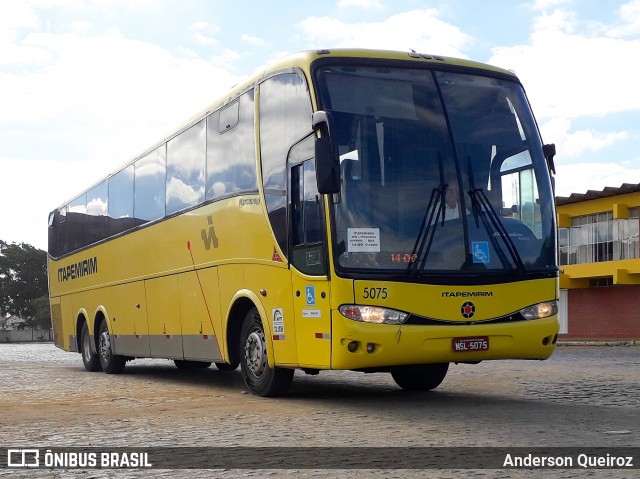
1 0 640 251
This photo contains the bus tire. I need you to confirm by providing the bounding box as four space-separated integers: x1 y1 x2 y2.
174 360 211 370
239 307 293 397
80 322 102 372
215 361 239 371
391 363 449 391
97 320 126 374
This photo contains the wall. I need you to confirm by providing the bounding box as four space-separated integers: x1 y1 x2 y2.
0 329 53 343
563 285 640 339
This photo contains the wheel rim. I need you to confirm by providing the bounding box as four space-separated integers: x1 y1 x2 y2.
99 329 111 361
82 328 92 362
244 329 266 378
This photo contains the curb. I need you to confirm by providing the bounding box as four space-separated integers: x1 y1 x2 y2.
557 340 638 347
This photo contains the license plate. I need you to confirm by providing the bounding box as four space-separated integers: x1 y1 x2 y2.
452 336 489 352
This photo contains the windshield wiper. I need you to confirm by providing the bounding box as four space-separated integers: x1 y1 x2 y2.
407 184 446 276
467 162 525 273
469 187 524 272
407 157 447 276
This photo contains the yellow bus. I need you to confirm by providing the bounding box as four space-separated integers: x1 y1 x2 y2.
48 49 559 397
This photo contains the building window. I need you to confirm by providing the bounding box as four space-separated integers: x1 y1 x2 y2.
589 277 613 287
559 209 640 265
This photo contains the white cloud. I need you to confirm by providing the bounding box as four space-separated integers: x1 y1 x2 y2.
0 28 241 125
338 0 383 9
0 23 244 250
298 9 471 57
608 0 640 37
540 117 628 158
191 21 220 47
555 161 640 197
190 21 209 32
490 9 640 120
0 157 107 250
194 31 219 47
489 5 640 171
0 1 39 40
528 0 572 11
69 20 93 32
241 34 265 46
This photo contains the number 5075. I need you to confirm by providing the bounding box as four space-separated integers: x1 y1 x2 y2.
362 287 388 299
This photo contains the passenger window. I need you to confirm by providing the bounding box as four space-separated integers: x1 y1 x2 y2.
109 165 134 235
68 194 87 251
166 120 206 215
135 145 166 225
206 90 257 200
86 181 108 245
219 100 239 133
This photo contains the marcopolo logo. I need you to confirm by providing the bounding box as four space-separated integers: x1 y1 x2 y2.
461 301 476 319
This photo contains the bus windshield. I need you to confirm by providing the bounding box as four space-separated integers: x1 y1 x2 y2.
314 63 556 278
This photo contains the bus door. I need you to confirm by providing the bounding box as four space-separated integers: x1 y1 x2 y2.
289 145 331 368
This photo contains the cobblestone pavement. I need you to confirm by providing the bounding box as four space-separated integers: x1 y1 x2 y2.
0 343 638 478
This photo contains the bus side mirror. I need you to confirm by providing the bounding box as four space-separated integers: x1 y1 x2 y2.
543 143 556 175
315 137 340 194
313 111 340 195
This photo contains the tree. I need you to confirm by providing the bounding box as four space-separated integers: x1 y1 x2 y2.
0 240 50 328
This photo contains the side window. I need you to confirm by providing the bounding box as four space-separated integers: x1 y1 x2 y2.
49 205 68 257
207 90 257 200
499 151 542 237
86 181 108 245
109 165 134 235
135 145 166 225
68 194 87 251
47 211 58 257
219 100 239 132
290 137 325 275
260 72 313 256
166 120 206 215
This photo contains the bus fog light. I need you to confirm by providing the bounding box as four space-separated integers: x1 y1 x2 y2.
366 343 375 353
348 341 359 352
520 301 558 320
339 305 409 324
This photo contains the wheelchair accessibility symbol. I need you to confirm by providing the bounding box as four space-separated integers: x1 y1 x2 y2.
472 241 490 264
305 286 316 306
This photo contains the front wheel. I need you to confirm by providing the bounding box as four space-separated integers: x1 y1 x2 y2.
391 363 449 391
80 322 102 372
239 308 293 397
98 320 126 374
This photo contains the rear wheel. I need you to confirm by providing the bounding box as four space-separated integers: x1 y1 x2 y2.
391 363 449 391
174 360 212 370
98 320 126 374
80 322 101 372
239 307 293 397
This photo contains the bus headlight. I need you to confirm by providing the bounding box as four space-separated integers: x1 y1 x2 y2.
520 301 558 320
339 305 409 325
